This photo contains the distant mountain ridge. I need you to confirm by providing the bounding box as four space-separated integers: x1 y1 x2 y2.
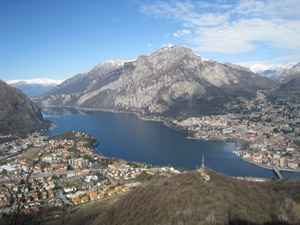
266 63 300 101
277 62 300 83
6 78 63 86
34 45 276 117
249 61 298 80
7 78 64 98
0 80 50 136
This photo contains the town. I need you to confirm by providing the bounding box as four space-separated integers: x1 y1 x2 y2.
169 91 300 172
0 131 180 214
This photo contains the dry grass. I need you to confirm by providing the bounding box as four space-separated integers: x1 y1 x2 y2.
92 169 300 225
44 196 120 225
20 147 42 160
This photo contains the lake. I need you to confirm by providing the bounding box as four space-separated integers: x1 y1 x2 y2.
42 109 300 180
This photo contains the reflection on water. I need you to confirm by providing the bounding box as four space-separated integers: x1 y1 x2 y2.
41 106 91 116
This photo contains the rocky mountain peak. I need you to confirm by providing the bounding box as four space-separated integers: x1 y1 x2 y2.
150 44 196 60
134 45 196 67
90 59 135 74
34 46 276 117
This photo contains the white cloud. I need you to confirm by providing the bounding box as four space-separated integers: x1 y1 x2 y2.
140 0 300 54
236 54 300 68
173 29 191 38
148 44 152 47
192 18 300 53
164 33 170 38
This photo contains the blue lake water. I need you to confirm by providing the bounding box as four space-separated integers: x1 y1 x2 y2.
43 110 300 180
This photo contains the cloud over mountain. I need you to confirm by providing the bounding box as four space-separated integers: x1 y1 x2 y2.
140 0 300 55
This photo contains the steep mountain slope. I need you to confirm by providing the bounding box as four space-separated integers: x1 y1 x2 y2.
34 45 276 117
269 76 300 102
278 63 300 83
48 59 132 95
0 80 50 136
7 78 63 98
90 169 300 225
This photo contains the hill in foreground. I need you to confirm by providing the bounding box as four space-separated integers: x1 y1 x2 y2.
26 168 299 225
90 169 300 225
1 168 300 225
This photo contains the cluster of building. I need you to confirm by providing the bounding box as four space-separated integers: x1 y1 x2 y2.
171 91 300 171
0 131 180 215
107 161 177 180
239 147 299 171
69 181 131 205
0 175 62 214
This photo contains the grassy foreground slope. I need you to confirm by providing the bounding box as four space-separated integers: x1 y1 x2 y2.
92 169 300 225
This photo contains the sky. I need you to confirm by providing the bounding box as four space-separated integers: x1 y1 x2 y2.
1 0 300 81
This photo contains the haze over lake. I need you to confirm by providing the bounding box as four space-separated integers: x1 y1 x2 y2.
43 109 300 180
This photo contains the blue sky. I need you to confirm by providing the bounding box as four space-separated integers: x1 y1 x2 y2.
1 0 300 81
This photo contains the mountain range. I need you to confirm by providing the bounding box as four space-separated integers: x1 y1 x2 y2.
0 80 50 137
249 62 300 81
7 78 63 98
34 45 276 117
277 63 300 83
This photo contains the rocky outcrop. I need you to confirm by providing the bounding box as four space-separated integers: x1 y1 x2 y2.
34 45 276 117
0 80 49 136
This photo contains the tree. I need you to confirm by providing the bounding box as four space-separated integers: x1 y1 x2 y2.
67 165 72 171
2 169 7 175
146 164 151 169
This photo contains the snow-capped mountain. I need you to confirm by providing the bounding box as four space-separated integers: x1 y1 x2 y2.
34 45 275 117
7 78 64 86
7 78 64 98
278 63 300 83
249 62 298 80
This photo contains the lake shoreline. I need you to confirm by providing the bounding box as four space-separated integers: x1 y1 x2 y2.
242 157 300 173
40 106 300 179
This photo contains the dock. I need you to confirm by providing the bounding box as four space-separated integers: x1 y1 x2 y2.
273 167 284 180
